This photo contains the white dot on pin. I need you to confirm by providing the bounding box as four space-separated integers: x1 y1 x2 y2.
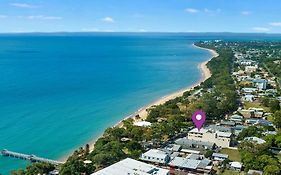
196 114 202 120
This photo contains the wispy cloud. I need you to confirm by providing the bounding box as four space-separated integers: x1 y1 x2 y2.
204 8 221 14
269 22 281 27
0 15 8 19
10 3 38 8
102 17 114 23
252 27 270 32
185 8 221 15
138 29 147 32
18 15 62 20
241 11 252 15
185 8 200 13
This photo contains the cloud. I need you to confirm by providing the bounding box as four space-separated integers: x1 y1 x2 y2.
185 8 200 13
204 8 221 14
252 27 270 32
10 3 37 8
0 15 8 19
102 17 114 23
241 11 251 15
269 22 281 27
18 15 62 20
138 29 147 32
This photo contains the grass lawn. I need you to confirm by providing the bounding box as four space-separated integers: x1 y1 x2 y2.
243 101 270 112
219 148 241 162
220 170 245 175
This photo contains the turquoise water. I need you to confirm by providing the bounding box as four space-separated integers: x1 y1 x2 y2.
0 34 212 174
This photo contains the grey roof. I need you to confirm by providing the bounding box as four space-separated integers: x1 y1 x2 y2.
248 170 263 175
206 124 231 132
197 159 211 169
220 120 236 126
182 159 201 169
186 154 201 160
175 138 215 148
212 153 229 159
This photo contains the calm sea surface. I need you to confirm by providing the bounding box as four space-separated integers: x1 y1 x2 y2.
2 33 276 174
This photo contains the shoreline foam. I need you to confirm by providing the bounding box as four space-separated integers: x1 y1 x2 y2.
60 43 219 160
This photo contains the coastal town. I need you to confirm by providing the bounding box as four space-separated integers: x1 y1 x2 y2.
10 40 281 175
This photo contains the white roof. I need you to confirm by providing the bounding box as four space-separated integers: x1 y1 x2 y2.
230 161 242 168
244 137 266 144
134 121 152 127
91 158 169 175
142 149 168 159
189 128 208 133
217 131 232 138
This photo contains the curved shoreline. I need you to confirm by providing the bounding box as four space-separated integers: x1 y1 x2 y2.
60 43 219 160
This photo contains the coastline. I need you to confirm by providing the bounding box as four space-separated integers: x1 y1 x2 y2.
61 43 219 160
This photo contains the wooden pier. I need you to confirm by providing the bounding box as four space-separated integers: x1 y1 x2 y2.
0 149 64 165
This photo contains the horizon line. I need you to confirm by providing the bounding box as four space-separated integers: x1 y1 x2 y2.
1 31 281 35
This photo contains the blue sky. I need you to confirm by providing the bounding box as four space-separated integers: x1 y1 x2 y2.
0 0 281 33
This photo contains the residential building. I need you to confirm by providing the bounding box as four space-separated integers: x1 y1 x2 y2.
140 149 170 164
230 161 242 172
247 170 263 175
188 128 233 148
253 79 268 90
244 137 266 144
91 158 170 175
212 153 229 161
175 138 216 150
134 121 152 127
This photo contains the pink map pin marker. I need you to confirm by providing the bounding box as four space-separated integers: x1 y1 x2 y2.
192 110 206 131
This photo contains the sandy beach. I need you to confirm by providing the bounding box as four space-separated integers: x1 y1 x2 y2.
120 44 219 123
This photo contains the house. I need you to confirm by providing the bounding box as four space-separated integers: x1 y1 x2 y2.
233 125 247 136
241 88 257 94
220 121 236 127
243 94 255 102
245 118 273 126
229 161 242 172
134 121 152 127
188 128 233 148
245 65 257 73
212 153 229 161
253 79 268 90
244 137 266 144
91 158 170 175
247 170 263 175
229 114 244 124
140 149 170 164
175 138 216 150
48 170 59 175
165 144 182 152
168 157 212 174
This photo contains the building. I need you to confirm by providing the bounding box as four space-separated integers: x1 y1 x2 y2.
230 161 242 172
247 170 263 175
244 137 266 144
140 149 170 164
233 125 247 136
243 94 255 102
91 158 170 175
212 153 229 161
229 114 244 124
134 121 152 127
253 79 268 90
168 157 212 174
175 138 216 150
188 128 233 148
241 88 257 94
245 65 257 73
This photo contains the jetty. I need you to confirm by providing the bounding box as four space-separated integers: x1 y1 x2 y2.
0 149 64 165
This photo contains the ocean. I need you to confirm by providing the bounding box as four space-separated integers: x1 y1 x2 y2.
0 33 240 174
